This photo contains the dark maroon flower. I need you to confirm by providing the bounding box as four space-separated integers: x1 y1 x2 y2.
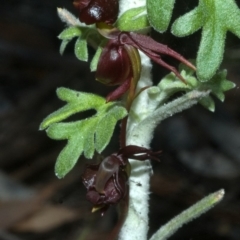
96 41 132 86
82 155 128 215
73 0 119 25
95 27 196 102
82 160 127 210
81 145 161 214
96 40 137 102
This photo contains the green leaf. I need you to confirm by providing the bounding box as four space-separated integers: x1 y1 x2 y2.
59 40 70 55
151 63 235 111
171 0 240 81
158 72 192 94
58 26 82 40
74 38 88 61
200 69 236 102
40 88 127 178
116 7 149 31
95 105 127 153
199 96 215 112
150 189 224 240
58 27 83 55
171 7 203 36
58 26 99 61
90 46 102 72
40 88 104 130
147 0 175 32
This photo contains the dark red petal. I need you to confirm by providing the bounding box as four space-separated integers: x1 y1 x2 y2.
103 172 127 204
85 172 126 206
86 189 103 204
81 164 99 189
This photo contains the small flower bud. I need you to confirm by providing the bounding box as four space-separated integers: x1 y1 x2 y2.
73 0 119 25
96 41 132 86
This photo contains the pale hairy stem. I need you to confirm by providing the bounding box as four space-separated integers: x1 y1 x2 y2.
116 0 153 239
117 0 165 238
117 2 212 240
57 4 224 240
118 2 154 240
118 5 152 240
118 52 153 240
119 86 210 240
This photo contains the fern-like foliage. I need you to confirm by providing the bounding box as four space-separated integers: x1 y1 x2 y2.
172 0 240 81
58 25 104 72
40 88 127 178
148 63 235 112
147 0 240 81
58 25 102 61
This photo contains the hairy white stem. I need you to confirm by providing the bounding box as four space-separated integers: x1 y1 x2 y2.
118 1 154 240
118 1 212 240
57 4 223 240
118 53 153 240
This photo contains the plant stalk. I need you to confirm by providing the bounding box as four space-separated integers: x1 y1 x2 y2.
118 2 154 239
118 3 211 240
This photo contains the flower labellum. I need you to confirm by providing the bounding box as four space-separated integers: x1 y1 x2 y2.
73 0 119 25
81 157 128 215
81 145 161 215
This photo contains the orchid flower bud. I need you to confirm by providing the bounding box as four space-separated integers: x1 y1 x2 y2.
73 0 119 25
96 40 132 86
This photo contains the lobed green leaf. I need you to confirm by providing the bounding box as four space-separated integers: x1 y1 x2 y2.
151 62 235 112
95 106 127 153
171 0 240 81
40 88 105 130
40 88 127 178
